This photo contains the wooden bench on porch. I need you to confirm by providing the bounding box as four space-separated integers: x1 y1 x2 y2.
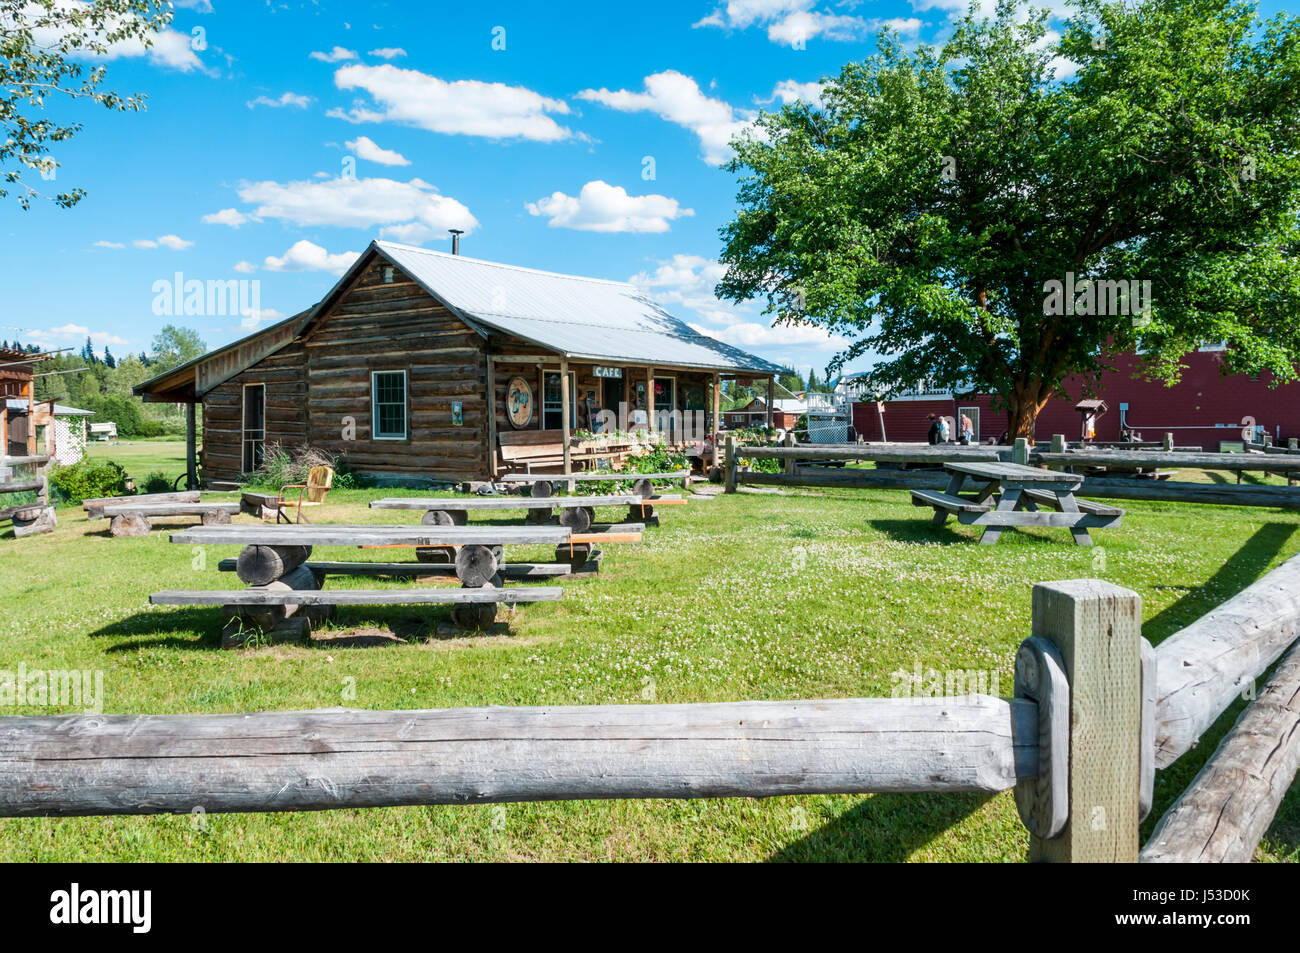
495 431 641 474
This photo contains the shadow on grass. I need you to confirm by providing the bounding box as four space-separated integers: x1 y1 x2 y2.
88 608 223 652
866 518 976 546
770 792 995 862
1142 521 1297 644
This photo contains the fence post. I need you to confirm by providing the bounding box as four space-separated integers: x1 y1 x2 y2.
1013 437 1029 465
1022 580 1143 862
783 431 797 476
724 435 737 494
1162 432 1174 451
1050 433 1066 454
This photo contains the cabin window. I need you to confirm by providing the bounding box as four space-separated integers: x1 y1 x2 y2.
371 370 407 440
382 266 395 284
241 384 265 472
542 372 576 431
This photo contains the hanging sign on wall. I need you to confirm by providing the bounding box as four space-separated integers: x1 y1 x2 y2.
506 376 533 429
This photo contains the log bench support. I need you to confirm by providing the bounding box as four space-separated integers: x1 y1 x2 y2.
151 585 564 645
11 505 57 538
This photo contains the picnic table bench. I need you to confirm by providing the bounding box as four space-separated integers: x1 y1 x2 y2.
910 461 1123 546
499 471 690 498
369 493 685 532
94 501 240 537
153 522 637 642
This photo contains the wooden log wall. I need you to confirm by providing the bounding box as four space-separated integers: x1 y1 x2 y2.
201 342 307 481
303 259 489 481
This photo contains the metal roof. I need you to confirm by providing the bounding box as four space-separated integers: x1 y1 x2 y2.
374 241 784 375
5 399 94 415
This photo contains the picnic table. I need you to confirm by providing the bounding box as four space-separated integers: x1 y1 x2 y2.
910 461 1123 546
152 523 584 642
499 470 690 498
368 493 684 532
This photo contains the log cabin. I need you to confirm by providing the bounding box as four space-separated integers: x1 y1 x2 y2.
134 240 784 486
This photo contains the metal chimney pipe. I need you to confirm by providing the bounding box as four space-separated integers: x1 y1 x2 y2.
449 229 464 255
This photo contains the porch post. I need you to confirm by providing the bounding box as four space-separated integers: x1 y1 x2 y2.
766 376 774 429
647 366 655 433
560 358 572 479
711 371 721 465
185 402 198 490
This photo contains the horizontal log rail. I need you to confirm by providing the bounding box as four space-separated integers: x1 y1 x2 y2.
1153 549 1300 767
0 697 1037 817
1142 639 1300 863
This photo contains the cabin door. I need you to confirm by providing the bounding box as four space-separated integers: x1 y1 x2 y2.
242 384 266 473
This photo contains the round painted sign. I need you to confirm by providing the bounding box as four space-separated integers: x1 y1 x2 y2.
506 376 533 428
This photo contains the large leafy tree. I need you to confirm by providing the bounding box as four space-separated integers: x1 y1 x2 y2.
1 0 172 208
149 324 206 371
716 0 1300 439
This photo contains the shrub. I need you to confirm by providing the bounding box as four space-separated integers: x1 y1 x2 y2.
48 459 129 504
141 471 173 494
244 443 366 490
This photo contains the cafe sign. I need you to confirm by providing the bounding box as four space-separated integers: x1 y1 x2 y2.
594 366 623 379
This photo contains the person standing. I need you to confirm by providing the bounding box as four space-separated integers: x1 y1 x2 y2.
938 415 951 443
961 413 974 445
927 413 942 445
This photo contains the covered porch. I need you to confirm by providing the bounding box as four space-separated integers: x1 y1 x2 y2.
488 353 778 477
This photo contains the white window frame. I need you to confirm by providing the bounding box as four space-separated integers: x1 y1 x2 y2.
541 370 576 431
371 369 408 441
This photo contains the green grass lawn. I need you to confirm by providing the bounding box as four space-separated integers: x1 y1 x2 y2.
84 436 190 486
1 475 1297 861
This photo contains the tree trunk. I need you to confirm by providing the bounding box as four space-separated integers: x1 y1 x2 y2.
1006 382 1050 444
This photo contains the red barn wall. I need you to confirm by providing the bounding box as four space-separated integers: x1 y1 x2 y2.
852 350 1300 445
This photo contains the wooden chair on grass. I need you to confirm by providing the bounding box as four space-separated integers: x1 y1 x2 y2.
275 465 334 523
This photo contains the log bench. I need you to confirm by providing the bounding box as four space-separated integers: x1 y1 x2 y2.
499 471 691 498
909 490 992 521
10 505 57 538
83 491 199 519
95 501 240 537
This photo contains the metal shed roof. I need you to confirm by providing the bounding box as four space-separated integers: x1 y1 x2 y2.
373 241 784 375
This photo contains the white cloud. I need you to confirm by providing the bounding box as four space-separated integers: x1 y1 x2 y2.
174 0 214 11
234 260 257 273
368 47 406 59
694 1 870 45
201 208 250 227
263 240 361 276
345 135 410 166
93 240 124 249
692 320 848 348
577 71 754 166
526 181 693 233
247 91 312 109
330 64 572 142
234 174 478 234
131 234 193 249
764 79 826 107
27 323 130 347
378 223 438 244
310 45 357 63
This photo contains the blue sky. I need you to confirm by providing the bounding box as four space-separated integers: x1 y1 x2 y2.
2 0 1289 381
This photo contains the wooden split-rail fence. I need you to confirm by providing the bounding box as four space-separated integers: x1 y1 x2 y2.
2 552 1298 862
724 434 1300 509
0 454 54 537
